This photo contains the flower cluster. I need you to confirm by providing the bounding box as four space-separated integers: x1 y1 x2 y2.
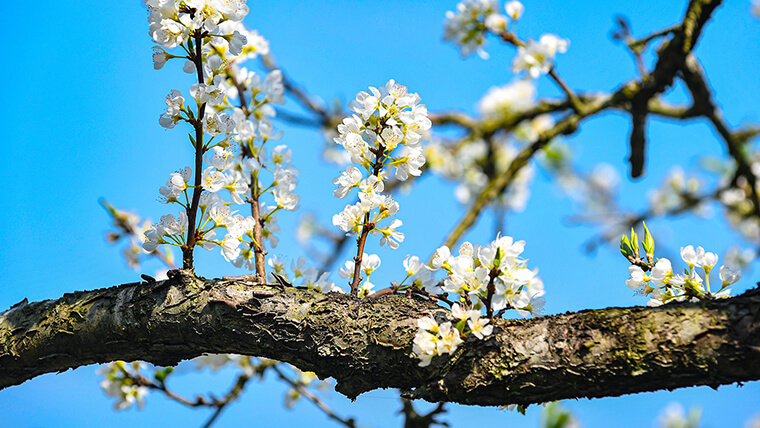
714 150 760 241
141 146 295 269
512 34 569 78
443 0 524 59
338 253 381 297
147 0 249 52
429 237 545 316
387 236 547 367
443 0 569 79
101 201 161 270
426 134 535 211
477 79 536 119
622 225 741 306
212 149 297 264
412 303 493 367
144 0 304 276
331 80 431 292
143 211 189 252
97 362 149 411
335 79 430 180
647 167 706 216
424 73 558 215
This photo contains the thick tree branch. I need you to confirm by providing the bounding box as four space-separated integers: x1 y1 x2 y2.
1 271 759 407
627 0 721 177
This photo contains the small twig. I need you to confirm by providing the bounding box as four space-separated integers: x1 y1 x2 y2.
349 144 386 295
399 398 449 428
628 24 681 54
577 186 724 254
349 222 371 296
679 53 760 220
250 176 267 282
199 371 252 428
261 55 330 125
271 365 357 428
274 108 325 128
547 67 583 113
483 268 500 320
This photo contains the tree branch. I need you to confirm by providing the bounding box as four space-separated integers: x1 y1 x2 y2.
438 0 726 249
626 0 721 177
2 271 759 407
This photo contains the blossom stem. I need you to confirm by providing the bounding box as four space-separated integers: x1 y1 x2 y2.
498 31 524 48
349 143 387 295
350 220 370 296
182 32 207 270
222 61 249 114
483 267 500 319
250 172 267 282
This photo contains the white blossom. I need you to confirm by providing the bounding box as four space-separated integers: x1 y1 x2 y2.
478 80 536 118
375 219 404 249
333 166 363 198
273 187 299 211
625 265 649 290
159 89 185 129
202 167 226 192
443 0 499 59
719 265 741 286
332 203 364 234
152 46 171 69
505 1 524 20
512 34 569 78
227 30 247 56
403 255 424 276
190 75 226 105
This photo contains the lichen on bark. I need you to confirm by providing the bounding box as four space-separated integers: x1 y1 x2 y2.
1 272 760 406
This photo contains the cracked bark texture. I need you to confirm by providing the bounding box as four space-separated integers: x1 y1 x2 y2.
1 271 759 406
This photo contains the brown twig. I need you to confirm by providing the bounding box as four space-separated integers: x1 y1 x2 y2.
261 55 330 126
399 398 449 428
183 30 209 270
271 365 357 428
349 144 386 295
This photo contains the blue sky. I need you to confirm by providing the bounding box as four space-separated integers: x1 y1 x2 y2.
2 0 760 427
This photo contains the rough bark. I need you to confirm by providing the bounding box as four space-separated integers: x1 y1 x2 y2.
1 270 759 406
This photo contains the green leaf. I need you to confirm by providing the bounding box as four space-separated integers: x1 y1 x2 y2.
620 235 632 257
552 413 570 428
630 228 639 253
154 366 174 383
642 221 655 255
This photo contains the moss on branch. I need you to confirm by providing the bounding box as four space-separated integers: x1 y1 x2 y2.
1 271 759 406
